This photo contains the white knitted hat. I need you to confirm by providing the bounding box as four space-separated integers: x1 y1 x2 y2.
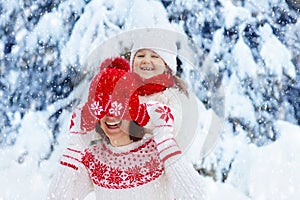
130 31 178 75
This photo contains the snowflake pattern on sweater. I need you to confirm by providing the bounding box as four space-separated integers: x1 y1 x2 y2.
63 137 164 190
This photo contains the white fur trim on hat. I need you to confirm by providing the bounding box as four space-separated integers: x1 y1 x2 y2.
130 31 178 75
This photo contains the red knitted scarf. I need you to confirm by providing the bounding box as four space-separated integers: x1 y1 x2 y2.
134 73 175 96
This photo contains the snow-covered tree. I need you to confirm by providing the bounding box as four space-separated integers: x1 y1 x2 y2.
0 0 299 199
164 0 299 181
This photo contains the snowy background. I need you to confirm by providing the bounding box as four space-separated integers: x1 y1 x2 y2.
0 0 300 199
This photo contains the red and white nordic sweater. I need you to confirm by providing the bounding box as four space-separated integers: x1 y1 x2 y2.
47 104 207 200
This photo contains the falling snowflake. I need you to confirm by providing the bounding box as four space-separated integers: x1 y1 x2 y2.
109 101 123 117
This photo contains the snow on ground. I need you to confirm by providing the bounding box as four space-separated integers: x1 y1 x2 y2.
0 109 299 199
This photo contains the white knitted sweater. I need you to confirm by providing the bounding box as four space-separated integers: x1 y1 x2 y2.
47 104 207 200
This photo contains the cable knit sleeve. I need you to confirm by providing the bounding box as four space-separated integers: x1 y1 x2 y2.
47 160 93 200
165 156 207 199
47 106 95 200
145 101 207 199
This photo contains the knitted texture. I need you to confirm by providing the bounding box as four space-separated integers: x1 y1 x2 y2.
81 57 150 132
145 101 182 166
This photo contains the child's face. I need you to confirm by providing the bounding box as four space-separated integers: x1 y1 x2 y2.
100 115 131 146
133 49 166 79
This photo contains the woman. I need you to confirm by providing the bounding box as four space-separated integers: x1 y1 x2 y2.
47 59 207 199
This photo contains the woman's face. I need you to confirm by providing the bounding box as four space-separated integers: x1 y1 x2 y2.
99 115 132 146
133 49 166 79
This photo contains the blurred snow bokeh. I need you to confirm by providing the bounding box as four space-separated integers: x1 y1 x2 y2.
0 0 299 199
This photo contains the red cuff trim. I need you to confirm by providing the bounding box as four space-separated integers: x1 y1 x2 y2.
156 137 176 146
62 154 81 163
70 131 86 134
158 144 179 155
161 150 182 163
60 161 78 170
66 148 81 154
155 124 173 128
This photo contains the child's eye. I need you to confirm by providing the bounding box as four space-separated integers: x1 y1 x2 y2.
136 54 144 58
151 55 159 58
